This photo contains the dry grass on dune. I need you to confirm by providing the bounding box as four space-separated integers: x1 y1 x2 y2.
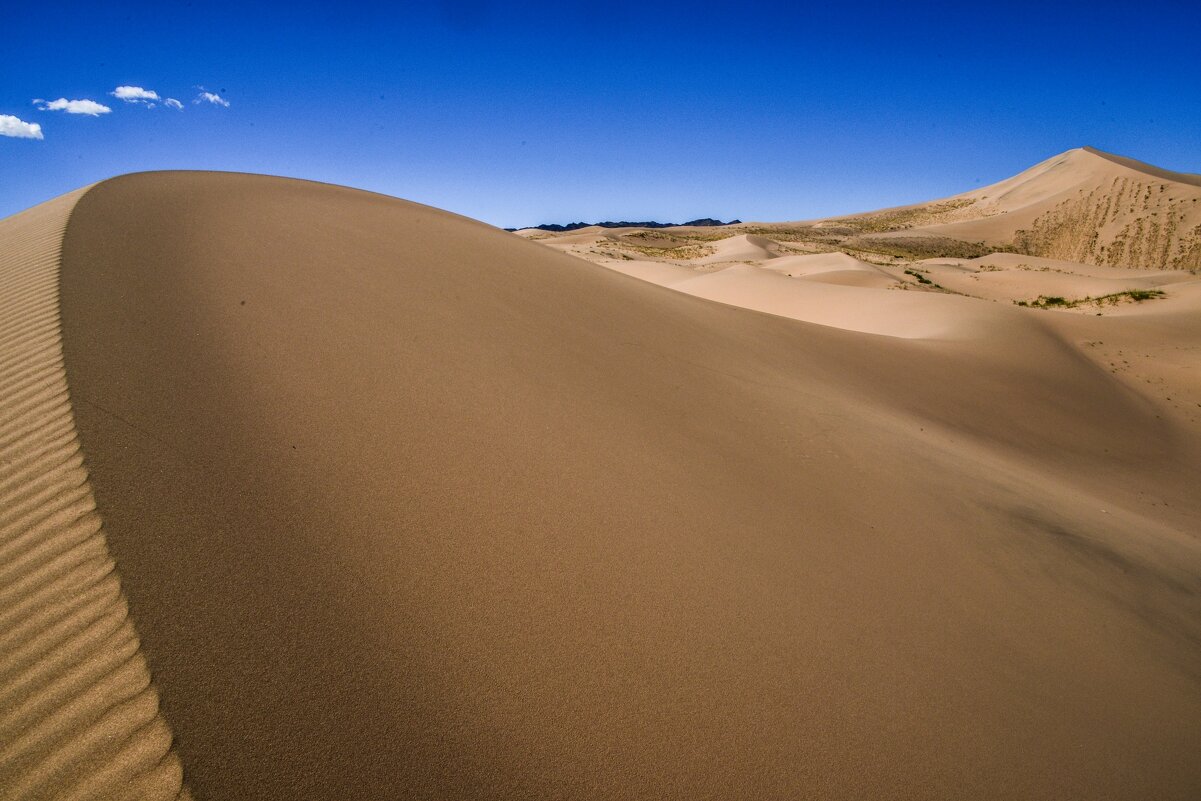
1 168 1199 799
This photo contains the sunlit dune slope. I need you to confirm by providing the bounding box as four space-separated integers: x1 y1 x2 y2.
860 147 1201 269
3 170 1196 799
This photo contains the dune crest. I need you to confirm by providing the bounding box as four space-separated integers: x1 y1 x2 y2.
1 168 1198 798
40 171 1201 799
0 190 189 801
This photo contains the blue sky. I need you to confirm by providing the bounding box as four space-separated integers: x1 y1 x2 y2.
3 1 1199 227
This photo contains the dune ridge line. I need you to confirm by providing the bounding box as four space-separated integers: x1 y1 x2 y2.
46 171 1201 799
0 190 189 801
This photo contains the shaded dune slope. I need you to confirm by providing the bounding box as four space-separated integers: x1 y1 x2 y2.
52 172 1201 799
0 191 188 801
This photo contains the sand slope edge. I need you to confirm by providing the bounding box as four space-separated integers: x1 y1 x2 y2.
0 190 189 801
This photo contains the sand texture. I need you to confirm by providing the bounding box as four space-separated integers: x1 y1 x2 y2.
0 190 188 801
1 163 1199 799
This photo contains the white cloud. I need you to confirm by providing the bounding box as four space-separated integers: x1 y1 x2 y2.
111 85 160 104
194 91 230 108
33 98 112 116
165 98 184 110
0 114 44 139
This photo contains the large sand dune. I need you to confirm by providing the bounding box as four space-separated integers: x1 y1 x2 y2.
536 147 1201 273
535 148 1201 426
2 170 1200 799
853 147 1201 270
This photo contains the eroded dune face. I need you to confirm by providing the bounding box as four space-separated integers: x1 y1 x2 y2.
1 170 1199 799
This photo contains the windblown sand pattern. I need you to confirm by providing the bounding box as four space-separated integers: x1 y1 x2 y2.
43 172 1201 799
0 191 188 801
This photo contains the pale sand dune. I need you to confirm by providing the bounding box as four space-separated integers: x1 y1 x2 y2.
600 257 700 285
531 147 1201 273
927 252 1198 280
656 263 997 339
3 171 1200 799
875 148 1201 268
1039 284 1201 425
759 250 884 275
759 252 899 288
0 191 188 801
912 253 1198 307
694 233 778 264
602 259 937 336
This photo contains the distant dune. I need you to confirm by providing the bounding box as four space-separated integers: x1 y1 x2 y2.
540 147 1201 272
842 147 1201 270
2 167 1200 799
536 147 1201 423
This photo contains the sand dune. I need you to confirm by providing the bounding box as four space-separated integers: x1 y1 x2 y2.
872 147 1201 269
532 147 1201 427
533 147 1201 271
915 253 1194 307
640 262 1005 339
0 190 188 801
759 252 898 287
2 170 1200 799
694 233 778 264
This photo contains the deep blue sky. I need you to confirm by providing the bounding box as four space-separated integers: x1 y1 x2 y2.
3 1 1199 227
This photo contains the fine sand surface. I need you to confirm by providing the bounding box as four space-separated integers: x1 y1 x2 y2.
2 170 1200 799
0 190 188 801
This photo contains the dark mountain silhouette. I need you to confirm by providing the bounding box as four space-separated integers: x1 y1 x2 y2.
506 217 741 232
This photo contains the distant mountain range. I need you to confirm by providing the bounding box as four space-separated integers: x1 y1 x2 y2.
506 217 741 233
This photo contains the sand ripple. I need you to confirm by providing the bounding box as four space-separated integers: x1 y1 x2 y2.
0 191 188 801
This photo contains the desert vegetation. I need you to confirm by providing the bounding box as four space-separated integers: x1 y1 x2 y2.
1015 289 1166 309
828 198 976 233
1012 177 1201 269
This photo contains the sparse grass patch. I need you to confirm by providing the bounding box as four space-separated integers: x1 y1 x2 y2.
903 268 948 290
829 199 974 233
1122 289 1167 302
617 242 716 260
670 230 738 242
1015 290 1165 309
855 237 1003 260
739 226 843 244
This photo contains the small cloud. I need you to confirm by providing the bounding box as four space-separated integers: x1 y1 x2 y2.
0 114 44 139
194 90 230 108
33 98 112 116
165 98 184 111
111 85 160 104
